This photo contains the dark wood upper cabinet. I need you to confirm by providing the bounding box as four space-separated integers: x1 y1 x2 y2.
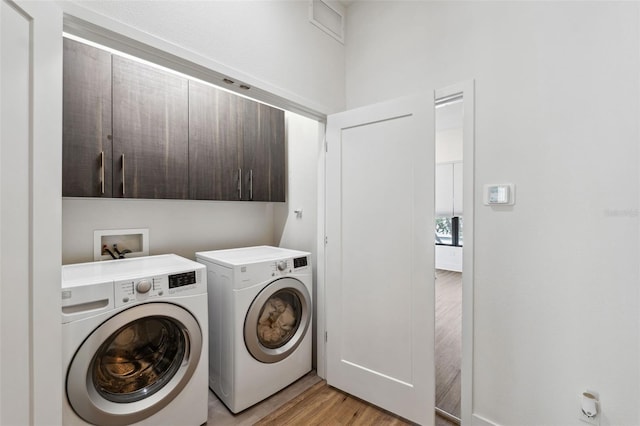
63 39 284 202
190 82 285 202
62 38 112 197
261 103 285 202
241 100 286 202
112 56 189 199
189 81 241 200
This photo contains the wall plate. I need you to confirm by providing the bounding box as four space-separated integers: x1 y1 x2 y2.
94 228 149 261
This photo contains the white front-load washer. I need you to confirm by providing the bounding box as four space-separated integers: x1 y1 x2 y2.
61 254 208 426
196 246 312 413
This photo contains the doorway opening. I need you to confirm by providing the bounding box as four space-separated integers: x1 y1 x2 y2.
435 94 464 424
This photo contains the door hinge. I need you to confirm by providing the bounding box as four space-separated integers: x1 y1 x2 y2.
324 139 328 153
324 236 328 245
325 331 328 342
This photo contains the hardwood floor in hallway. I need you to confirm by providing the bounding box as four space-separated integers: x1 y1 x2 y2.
435 269 462 420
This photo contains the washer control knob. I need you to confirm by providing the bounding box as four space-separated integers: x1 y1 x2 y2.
277 261 287 271
136 279 152 294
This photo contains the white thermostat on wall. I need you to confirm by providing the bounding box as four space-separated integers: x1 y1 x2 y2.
483 184 515 206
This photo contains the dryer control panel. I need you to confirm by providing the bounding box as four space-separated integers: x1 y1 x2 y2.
269 256 309 277
293 256 308 269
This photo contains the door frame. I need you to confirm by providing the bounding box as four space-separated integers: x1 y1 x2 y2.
0 1 63 424
316 80 474 424
435 80 475 425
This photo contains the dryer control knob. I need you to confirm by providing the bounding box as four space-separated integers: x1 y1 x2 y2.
277 261 287 271
136 279 152 294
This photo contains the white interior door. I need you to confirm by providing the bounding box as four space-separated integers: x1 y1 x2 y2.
325 95 435 424
1 1 62 424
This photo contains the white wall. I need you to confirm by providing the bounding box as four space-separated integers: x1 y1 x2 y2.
275 113 321 256
346 2 639 425
62 199 276 263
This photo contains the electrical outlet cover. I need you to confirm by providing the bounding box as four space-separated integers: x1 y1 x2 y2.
578 391 600 426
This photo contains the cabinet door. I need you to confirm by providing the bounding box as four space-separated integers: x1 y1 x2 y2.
239 98 261 201
189 81 241 200
241 99 285 202
112 56 189 199
262 104 285 202
62 38 112 197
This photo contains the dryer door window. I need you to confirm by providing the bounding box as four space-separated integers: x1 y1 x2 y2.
92 316 186 403
245 277 311 363
66 303 203 426
257 290 302 349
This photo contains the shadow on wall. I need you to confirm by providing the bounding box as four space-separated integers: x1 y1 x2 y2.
274 112 321 255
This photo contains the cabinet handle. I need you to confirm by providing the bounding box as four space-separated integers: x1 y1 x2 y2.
100 151 105 195
121 154 126 196
237 168 242 199
249 169 253 201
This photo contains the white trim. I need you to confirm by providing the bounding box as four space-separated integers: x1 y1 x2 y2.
435 80 475 426
637 5 640 425
57 1 329 122
315 121 327 379
472 413 501 426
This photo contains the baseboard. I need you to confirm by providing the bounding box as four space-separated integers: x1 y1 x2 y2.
472 413 501 426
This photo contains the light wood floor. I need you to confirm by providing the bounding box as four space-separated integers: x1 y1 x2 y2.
435 269 462 420
208 372 457 426
254 380 411 425
207 372 322 425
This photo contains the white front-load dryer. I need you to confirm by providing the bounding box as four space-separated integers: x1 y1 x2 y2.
61 254 208 426
196 246 312 413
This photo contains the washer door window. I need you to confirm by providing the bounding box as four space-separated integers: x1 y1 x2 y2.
67 303 202 426
245 277 311 363
93 316 184 403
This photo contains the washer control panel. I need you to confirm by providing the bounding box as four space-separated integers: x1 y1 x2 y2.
169 270 197 289
136 279 152 293
114 269 202 307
